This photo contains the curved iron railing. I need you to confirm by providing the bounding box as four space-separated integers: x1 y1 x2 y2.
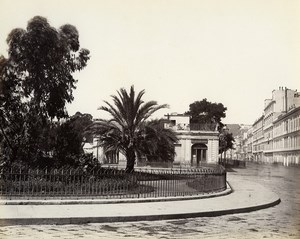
0 165 226 199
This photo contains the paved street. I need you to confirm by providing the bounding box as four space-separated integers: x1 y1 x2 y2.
0 163 299 239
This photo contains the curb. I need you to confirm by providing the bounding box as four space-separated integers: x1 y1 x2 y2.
0 179 282 226
0 198 281 226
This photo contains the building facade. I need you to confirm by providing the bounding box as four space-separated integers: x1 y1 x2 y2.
252 115 264 162
272 107 300 165
244 126 253 160
164 114 219 166
225 124 252 160
244 87 300 165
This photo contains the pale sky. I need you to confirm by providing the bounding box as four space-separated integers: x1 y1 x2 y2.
1 0 299 124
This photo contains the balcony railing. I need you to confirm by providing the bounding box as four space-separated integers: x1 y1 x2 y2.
167 123 217 132
190 123 217 131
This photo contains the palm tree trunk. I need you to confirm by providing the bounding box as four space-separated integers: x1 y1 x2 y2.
125 147 136 173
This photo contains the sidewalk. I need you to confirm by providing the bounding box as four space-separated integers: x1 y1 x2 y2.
0 174 280 226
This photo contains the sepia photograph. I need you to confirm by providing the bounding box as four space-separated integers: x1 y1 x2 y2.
0 0 299 238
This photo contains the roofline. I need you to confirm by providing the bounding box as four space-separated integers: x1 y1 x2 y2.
252 115 264 126
164 114 190 117
264 100 275 111
273 106 300 124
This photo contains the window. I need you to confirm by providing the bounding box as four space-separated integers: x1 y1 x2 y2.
170 120 176 126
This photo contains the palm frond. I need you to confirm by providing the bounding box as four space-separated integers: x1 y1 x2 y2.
98 101 126 127
141 104 169 122
95 86 174 167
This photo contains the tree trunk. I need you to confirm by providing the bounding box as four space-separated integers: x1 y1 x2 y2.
125 147 136 173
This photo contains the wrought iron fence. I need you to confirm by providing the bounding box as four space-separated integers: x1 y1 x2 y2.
0 165 226 199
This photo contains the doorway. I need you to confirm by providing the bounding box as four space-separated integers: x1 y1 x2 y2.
191 143 207 166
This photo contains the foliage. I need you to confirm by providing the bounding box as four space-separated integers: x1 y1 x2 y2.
4 16 90 120
0 16 90 165
185 99 234 155
89 86 175 172
185 98 227 128
219 128 235 155
0 165 137 197
54 112 93 167
140 119 178 162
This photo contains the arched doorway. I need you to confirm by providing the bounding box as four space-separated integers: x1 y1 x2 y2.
191 143 207 166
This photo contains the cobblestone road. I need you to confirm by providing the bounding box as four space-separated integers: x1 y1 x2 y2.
1 163 299 239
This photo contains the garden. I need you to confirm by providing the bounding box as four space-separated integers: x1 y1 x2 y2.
0 16 228 201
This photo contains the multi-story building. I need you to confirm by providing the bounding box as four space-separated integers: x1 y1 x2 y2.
236 124 252 160
272 106 300 165
225 124 251 160
244 126 253 160
263 99 275 163
244 87 300 165
252 115 264 162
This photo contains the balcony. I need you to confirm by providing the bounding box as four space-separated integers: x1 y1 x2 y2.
166 123 218 132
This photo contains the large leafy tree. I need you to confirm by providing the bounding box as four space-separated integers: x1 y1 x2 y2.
90 86 175 172
54 112 93 167
185 98 227 127
185 99 235 162
0 16 90 164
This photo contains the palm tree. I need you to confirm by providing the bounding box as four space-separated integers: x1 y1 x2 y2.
91 86 173 172
140 119 178 163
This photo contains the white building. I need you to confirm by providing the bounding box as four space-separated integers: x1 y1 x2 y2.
272 106 300 165
164 114 219 166
252 115 264 162
244 87 300 165
225 124 252 160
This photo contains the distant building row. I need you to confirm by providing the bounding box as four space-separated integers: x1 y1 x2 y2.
239 87 300 166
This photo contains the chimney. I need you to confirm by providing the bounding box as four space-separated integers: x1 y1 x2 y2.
285 87 288 112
